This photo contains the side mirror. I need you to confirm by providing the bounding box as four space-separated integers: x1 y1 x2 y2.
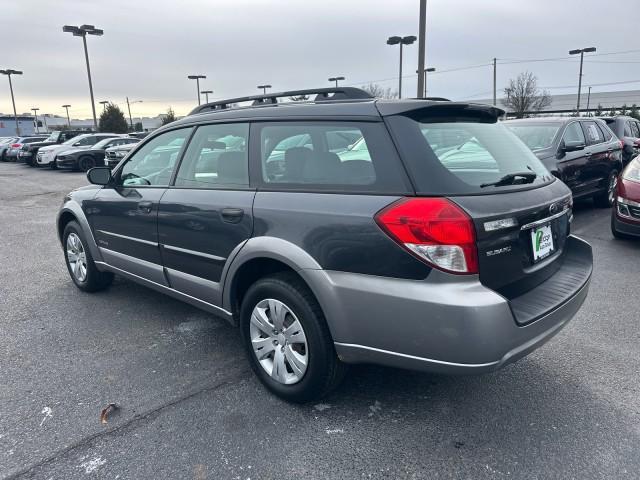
563 141 585 152
87 167 112 185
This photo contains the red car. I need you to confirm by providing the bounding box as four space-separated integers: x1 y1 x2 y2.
612 156 640 238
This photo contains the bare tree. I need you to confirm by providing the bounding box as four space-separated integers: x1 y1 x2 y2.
502 72 551 118
361 83 398 99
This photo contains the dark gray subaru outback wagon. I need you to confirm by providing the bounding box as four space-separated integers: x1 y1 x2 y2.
57 88 593 402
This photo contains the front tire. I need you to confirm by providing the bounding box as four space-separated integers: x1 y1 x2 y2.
78 155 96 172
240 272 347 403
63 221 113 292
594 170 618 208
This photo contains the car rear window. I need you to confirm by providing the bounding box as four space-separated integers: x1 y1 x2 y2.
386 114 554 195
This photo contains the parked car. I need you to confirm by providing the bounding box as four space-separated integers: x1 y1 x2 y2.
56 136 140 171
18 130 86 166
505 117 623 207
0 136 18 161
600 116 640 166
104 141 143 169
58 88 593 402
37 133 120 168
2 135 49 161
611 155 640 238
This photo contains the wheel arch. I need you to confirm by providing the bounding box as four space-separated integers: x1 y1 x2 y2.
57 204 103 263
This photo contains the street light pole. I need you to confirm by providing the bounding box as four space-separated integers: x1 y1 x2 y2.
257 84 272 95
201 90 213 103
62 105 71 127
187 75 206 105
99 100 109 112
586 86 592 116
0 69 23 135
63 25 103 131
31 107 40 134
387 35 416 99
416 67 435 97
328 76 345 87
569 47 596 115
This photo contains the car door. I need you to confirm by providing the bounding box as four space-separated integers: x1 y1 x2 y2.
557 121 589 197
84 127 193 285
580 120 609 193
157 122 254 307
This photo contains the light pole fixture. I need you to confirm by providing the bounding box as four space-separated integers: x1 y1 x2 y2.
328 76 345 87
62 24 104 131
187 75 206 105
416 67 435 97
257 84 272 95
126 97 143 130
99 100 109 111
387 35 416 99
62 104 72 127
569 47 596 114
0 69 23 135
201 90 213 103
31 107 40 134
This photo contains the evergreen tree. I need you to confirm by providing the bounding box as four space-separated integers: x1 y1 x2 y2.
161 107 177 126
99 103 128 133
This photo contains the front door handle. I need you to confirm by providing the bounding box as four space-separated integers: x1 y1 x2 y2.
221 207 244 223
138 201 153 214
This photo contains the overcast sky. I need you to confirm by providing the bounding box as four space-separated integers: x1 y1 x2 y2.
3 0 640 119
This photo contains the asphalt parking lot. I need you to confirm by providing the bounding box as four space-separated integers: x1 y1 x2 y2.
1 162 639 479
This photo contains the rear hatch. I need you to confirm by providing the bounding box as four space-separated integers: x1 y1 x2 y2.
383 103 591 324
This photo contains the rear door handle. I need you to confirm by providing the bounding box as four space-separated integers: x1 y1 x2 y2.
221 207 244 223
584 151 592 157
138 201 153 214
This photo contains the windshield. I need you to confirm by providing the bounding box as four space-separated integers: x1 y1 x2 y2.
45 131 61 142
505 123 561 151
62 134 86 145
386 115 554 195
92 138 116 150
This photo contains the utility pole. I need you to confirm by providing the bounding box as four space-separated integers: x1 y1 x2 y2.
586 86 592 116
416 0 427 98
493 58 497 106
126 97 133 130
31 108 40 134
257 84 272 95
62 105 71 127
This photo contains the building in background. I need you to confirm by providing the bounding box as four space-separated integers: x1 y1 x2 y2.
0 115 35 136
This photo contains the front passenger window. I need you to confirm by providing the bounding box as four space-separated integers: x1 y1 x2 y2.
119 128 192 187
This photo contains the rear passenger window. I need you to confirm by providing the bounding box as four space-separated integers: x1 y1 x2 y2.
257 122 408 192
174 123 249 188
563 122 586 145
624 122 633 137
630 122 640 138
583 121 604 145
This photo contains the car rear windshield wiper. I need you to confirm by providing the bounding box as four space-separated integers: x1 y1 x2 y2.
480 171 537 188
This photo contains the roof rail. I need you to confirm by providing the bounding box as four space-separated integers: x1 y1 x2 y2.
188 87 373 115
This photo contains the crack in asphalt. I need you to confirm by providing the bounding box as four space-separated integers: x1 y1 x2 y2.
4 367 251 479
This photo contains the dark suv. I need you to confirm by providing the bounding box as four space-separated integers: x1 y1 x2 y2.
57 88 593 402
505 117 623 207
600 116 640 165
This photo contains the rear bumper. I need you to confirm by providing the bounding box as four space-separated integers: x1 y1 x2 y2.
306 235 592 374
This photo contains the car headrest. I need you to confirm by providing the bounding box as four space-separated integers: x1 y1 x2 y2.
284 147 313 182
303 151 341 183
217 151 247 185
341 160 375 184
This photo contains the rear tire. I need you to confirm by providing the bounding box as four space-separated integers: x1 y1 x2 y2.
594 170 618 208
240 272 347 403
63 221 113 292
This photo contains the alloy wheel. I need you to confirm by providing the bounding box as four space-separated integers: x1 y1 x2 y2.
66 233 88 282
249 298 309 385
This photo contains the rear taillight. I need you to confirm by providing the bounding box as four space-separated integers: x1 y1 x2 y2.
11 143 22 148
375 197 478 274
